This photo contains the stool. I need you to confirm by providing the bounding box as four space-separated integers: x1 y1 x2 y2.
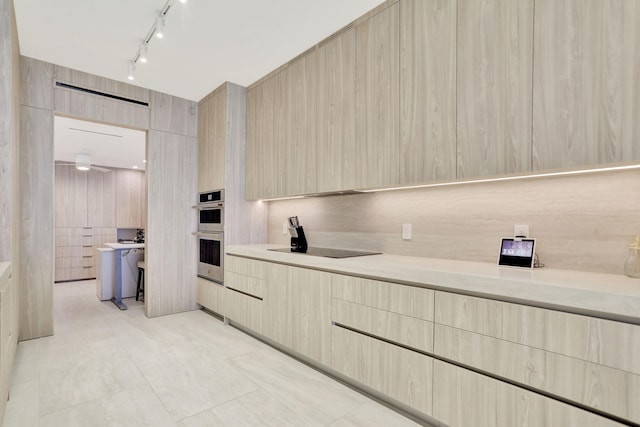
136 260 145 301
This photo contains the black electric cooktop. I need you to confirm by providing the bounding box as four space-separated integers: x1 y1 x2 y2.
268 247 381 259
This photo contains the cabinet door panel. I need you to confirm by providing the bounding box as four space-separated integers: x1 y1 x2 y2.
225 288 263 334
533 0 640 169
316 28 357 193
400 0 456 184
331 325 433 415
456 0 533 178
55 165 88 227
197 98 210 193
355 3 400 189
208 88 226 191
87 169 116 227
116 169 144 228
197 277 224 315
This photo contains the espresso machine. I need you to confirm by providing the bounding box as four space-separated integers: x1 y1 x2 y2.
288 216 308 253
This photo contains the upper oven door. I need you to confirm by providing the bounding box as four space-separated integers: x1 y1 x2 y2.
198 204 224 232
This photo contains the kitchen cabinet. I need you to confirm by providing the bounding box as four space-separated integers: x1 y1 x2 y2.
355 2 400 189
55 165 88 227
532 0 640 170
196 277 225 316
87 169 116 227
433 361 624 427
197 86 226 193
116 169 144 228
456 0 533 178
55 227 116 282
399 0 456 184
316 27 357 193
434 291 640 424
0 265 17 424
224 255 266 334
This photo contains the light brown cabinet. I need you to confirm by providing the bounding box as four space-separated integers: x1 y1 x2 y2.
115 169 144 228
399 0 456 184
532 0 640 170
55 165 88 227
87 169 116 227
197 86 226 193
456 0 533 178
196 277 225 315
355 2 400 189
0 269 18 424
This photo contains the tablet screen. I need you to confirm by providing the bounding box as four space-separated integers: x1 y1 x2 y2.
498 238 536 268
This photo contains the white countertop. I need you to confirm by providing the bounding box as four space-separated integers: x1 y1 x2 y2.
104 243 145 250
226 244 640 324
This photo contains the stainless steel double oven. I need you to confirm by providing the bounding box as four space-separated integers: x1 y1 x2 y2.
197 190 224 283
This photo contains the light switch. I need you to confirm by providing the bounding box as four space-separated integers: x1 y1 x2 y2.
402 223 412 240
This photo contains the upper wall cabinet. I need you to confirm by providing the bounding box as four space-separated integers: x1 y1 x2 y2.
55 165 88 228
316 28 357 194
116 169 145 228
532 0 640 170
456 0 534 178
399 0 456 184
355 2 400 189
197 87 226 193
87 169 116 227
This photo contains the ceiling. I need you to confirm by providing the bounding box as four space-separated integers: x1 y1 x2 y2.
14 0 385 102
54 116 147 171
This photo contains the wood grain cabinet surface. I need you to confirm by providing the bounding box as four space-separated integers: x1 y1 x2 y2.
433 360 624 427
355 2 400 189
0 272 18 424
55 165 88 228
196 277 224 316
197 87 226 193
456 0 533 178
532 0 640 170
399 0 456 184
87 169 116 227
115 169 145 228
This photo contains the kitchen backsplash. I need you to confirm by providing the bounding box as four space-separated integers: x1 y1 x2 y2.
267 168 640 275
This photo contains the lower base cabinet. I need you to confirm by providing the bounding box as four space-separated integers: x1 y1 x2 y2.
224 287 264 335
196 277 225 315
330 325 433 416
433 361 624 427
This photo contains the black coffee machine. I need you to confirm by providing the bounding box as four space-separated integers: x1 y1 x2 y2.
288 216 308 253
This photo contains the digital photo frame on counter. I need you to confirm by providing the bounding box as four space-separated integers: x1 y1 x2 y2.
498 237 536 268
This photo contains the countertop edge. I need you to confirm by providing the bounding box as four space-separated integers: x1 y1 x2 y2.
226 244 640 325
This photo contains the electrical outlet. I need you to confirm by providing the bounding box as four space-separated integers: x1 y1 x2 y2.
402 223 412 240
282 221 288 235
514 224 529 238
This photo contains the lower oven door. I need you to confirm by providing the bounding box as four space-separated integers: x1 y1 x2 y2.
198 232 224 284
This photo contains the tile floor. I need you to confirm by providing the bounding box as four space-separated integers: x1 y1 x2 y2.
3 280 424 426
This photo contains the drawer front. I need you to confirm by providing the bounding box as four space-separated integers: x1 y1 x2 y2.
225 255 266 279
435 324 640 423
197 277 225 315
56 246 83 258
434 291 640 374
224 288 263 334
332 275 434 321
55 267 95 282
332 298 434 353
225 271 264 298
331 325 433 415
55 256 93 269
433 360 624 427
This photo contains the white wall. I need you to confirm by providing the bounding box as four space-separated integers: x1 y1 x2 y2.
268 168 640 275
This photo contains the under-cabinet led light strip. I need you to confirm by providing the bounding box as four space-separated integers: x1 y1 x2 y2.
126 0 187 80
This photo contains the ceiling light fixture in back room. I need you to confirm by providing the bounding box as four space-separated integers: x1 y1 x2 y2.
126 0 187 80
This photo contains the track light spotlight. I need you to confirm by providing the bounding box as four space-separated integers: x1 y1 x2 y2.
139 43 148 63
155 15 165 39
127 61 135 80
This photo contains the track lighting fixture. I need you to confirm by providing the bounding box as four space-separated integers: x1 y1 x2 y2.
127 0 188 81
155 15 165 39
127 61 135 80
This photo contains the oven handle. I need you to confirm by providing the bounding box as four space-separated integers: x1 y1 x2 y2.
192 232 224 237
193 203 224 209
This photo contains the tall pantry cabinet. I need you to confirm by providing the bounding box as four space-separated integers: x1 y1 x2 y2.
54 166 145 282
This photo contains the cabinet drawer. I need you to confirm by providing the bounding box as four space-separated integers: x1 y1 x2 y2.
435 324 640 423
433 360 624 427
56 246 82 258
434 291 640 374
225 271 264 298
197 277 225 315
332 275 434 321
332 299 434 353
55 256 93 269
224 288 263 334
331 325 433 415
55 267 95 282
225 255 266 279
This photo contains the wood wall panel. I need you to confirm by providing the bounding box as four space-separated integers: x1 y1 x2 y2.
19 106 54 339
400 0 456 184
145 130 197 317
87 169 116 227
150 90 197 137
20 56 54 110
316 28 357 193
533 0 640 169
456 0 533 178
355 3 400 189
54 65 149 102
